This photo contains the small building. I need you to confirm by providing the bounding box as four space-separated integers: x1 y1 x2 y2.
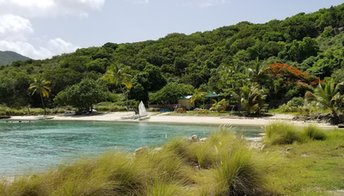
205 92 221 99
177 95 194 110
204 92 222 109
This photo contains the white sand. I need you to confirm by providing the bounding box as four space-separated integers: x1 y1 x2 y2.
8 112 336 128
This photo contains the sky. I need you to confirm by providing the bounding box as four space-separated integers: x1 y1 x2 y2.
0 0 343 59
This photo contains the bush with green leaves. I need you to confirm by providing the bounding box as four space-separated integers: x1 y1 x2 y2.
210 99 228 112
277 97 304 113
94 102 126 112
150 82 194 105
54 79 109 113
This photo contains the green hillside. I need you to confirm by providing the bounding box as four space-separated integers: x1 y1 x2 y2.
0 51 30 66
0 3 343 111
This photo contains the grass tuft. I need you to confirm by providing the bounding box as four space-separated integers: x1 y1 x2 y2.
264 122 305 145
303 125 327 141
214 148 265 196
145 181 184 196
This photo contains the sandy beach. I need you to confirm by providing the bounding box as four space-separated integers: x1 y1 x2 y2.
8 112 337 128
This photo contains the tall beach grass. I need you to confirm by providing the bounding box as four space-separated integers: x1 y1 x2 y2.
1 124 341 195
0 130 273 196
264 122 328 145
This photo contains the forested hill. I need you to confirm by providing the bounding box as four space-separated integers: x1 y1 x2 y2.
0 51 30 66
0 3 343 108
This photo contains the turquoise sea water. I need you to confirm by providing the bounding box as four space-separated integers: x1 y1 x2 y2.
0 120 262 176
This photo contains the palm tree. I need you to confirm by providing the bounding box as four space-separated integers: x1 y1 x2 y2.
29 78 51 115
233 84 267 116
102 64 133 109
190 90 207 108
306 80 344 124
247 58 265 82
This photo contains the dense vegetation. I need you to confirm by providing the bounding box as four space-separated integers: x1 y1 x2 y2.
1 124 343 195
0 51 30 66
0 4 343 119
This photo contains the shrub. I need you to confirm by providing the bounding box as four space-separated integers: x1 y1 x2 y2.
210 99 228 112
277 97 304 113
149 83 194 104
94 102 126 112
54 79 109 112
304 125 327 141
264 122 305 145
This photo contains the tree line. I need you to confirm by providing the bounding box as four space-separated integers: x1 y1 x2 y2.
0 3 343 121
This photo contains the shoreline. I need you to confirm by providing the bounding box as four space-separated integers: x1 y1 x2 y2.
6 112 338 129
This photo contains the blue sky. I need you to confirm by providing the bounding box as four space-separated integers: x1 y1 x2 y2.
0 0 343 59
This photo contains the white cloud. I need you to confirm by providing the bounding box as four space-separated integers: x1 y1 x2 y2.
126 0 149 5
125 0 230 7
0 14 79 59
0 0 102 59
0 15 33 39
0 38 79 59
179 0 230 7
48 38 79 56
0 0 105 17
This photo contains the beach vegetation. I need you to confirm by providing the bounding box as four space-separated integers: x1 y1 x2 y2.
209 99 228 112
303 125 327 141
264 122 329 145
54 79 109 113
274 97 304 113
102 64 133 109
305 79 344 124
233 84 267 116
28 78 51 115
0 125 343 195
150 83 194 105
264 122 305 145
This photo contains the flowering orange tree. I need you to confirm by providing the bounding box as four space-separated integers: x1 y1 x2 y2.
260 63 319 106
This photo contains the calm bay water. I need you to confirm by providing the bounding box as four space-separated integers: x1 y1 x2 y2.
0 120 262 176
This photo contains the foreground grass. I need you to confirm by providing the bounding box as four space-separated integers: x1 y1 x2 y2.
0 124 343 195
263 123 344 195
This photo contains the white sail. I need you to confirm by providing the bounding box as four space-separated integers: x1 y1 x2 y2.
138 101 148 117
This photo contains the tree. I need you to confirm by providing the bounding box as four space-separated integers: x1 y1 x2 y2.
190 89 207 108
29 78 51 115
102 64 132 89
306 80 344 124
128 82 149 104
233 84 267 116
54 79 108 113
102 64 133 109
150 83 194 104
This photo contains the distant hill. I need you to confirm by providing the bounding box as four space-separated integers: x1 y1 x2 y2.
0 51 30 66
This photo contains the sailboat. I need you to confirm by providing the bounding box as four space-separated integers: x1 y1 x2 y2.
121 101 150 120
138 101 150 120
